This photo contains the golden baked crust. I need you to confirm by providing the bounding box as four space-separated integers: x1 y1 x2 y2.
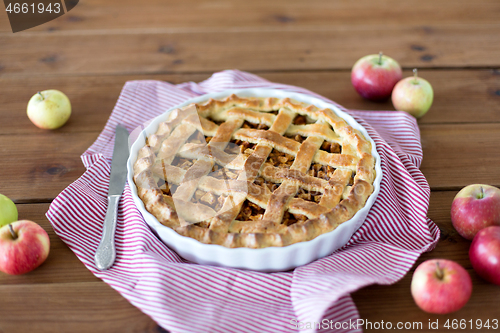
133 94 376 248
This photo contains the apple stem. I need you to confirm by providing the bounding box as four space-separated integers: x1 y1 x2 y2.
8 224 17 240
413 68 418 83
478 186 484 199
435 262 444 280
378 51 383 65
38 91 44 101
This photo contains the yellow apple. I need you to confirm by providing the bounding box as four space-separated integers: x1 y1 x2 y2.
392 69 433 118
27 90 71 130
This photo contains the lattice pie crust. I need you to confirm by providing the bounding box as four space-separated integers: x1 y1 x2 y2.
133 95 376 248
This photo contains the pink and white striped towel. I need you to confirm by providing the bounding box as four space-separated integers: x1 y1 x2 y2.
46 70 439 333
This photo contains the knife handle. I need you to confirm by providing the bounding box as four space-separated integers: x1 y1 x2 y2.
95 195 120 270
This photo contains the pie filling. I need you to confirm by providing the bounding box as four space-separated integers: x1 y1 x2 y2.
133 95 376 248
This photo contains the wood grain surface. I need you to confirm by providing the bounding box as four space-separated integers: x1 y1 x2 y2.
1 0 499 32
1 70 499 136
1 25 500 76
0 0 499 332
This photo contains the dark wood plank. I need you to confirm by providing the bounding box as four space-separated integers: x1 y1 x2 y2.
0 282 157 333
1 0 499 32
0 132 96 203
420 123 500 190
353 191 500 332
0 70 498 137
1 25 499 76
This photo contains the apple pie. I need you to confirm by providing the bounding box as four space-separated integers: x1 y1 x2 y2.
133 94 376 248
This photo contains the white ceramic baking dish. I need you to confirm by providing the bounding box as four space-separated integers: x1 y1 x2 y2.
127 88 382 272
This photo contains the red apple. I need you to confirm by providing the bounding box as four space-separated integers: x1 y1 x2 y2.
0 220 50 275
469 226 500 285
351 52 402 101
411 259 472 314
391 68 434 118
451 184 500 240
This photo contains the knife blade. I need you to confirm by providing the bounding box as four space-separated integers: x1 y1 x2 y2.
95 124 129 270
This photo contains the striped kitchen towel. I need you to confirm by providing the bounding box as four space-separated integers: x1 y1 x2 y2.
46 70 439 333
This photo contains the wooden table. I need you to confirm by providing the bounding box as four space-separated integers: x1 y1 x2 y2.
1 1 499 332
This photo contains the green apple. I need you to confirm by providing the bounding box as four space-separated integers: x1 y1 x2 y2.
27 90 71 129
0 193 18 227
391 69 434 118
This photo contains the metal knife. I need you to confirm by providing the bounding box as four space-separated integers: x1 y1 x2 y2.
95 124 130 270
